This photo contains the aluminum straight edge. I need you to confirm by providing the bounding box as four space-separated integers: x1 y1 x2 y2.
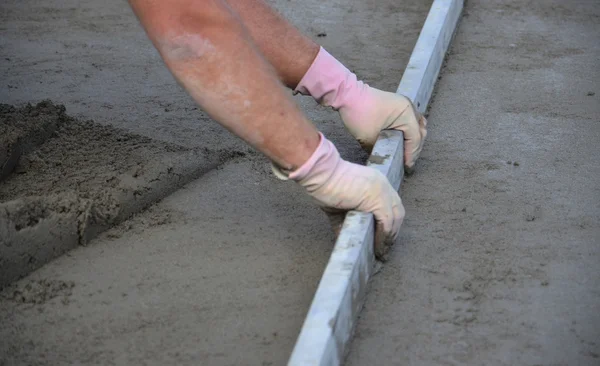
287 1 464 365
397 0 464 114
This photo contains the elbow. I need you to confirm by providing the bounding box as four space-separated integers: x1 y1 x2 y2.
131 0 235 61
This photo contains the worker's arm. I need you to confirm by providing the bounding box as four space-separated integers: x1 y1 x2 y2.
128 0 318 171
225 0 427 170
128 0 406 246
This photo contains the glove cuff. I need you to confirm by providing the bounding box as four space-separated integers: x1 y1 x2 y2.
271 132 338 183
285 133 341 191
294 47 366 110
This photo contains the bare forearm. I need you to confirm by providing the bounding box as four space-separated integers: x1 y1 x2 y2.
128 0 319 170
225 0 319 88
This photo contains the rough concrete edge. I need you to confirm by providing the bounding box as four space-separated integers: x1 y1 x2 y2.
287 1 464 365
0 194 82 289
0 150 223 289
79 150 223 243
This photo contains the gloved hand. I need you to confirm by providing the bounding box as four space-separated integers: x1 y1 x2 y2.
273 133 405 251
339 89 427 169
295 47 427 169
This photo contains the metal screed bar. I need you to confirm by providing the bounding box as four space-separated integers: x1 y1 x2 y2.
287 1 464 365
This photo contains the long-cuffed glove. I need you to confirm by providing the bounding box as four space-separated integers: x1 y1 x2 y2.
295 47 427 169
273 133 405 253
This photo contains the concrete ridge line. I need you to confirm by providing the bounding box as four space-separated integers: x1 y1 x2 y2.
0 151 222 289
287 1 464 365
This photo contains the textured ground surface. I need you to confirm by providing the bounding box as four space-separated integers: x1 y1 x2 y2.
0 101 231 288
347 0 600 365
0 0 430 364
3 0 597 365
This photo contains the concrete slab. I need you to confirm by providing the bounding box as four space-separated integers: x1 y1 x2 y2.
0 161 335 365
346 0 600 364
0 0 432 364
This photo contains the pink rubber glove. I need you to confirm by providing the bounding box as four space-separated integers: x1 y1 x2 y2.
273 133 405 248
295 47 427 169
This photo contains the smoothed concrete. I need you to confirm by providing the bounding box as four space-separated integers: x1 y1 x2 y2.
347 1 600 364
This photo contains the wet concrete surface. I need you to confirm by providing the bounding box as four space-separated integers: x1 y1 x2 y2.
347 1 600 365
3 0 598 364
0 0 430 364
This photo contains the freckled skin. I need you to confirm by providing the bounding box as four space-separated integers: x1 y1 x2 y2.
128 0 319 171
158 34 216 61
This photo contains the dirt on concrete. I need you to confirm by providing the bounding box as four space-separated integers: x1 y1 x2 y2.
0 101 231 288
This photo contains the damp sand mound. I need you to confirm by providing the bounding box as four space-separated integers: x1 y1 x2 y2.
0 100 233 287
